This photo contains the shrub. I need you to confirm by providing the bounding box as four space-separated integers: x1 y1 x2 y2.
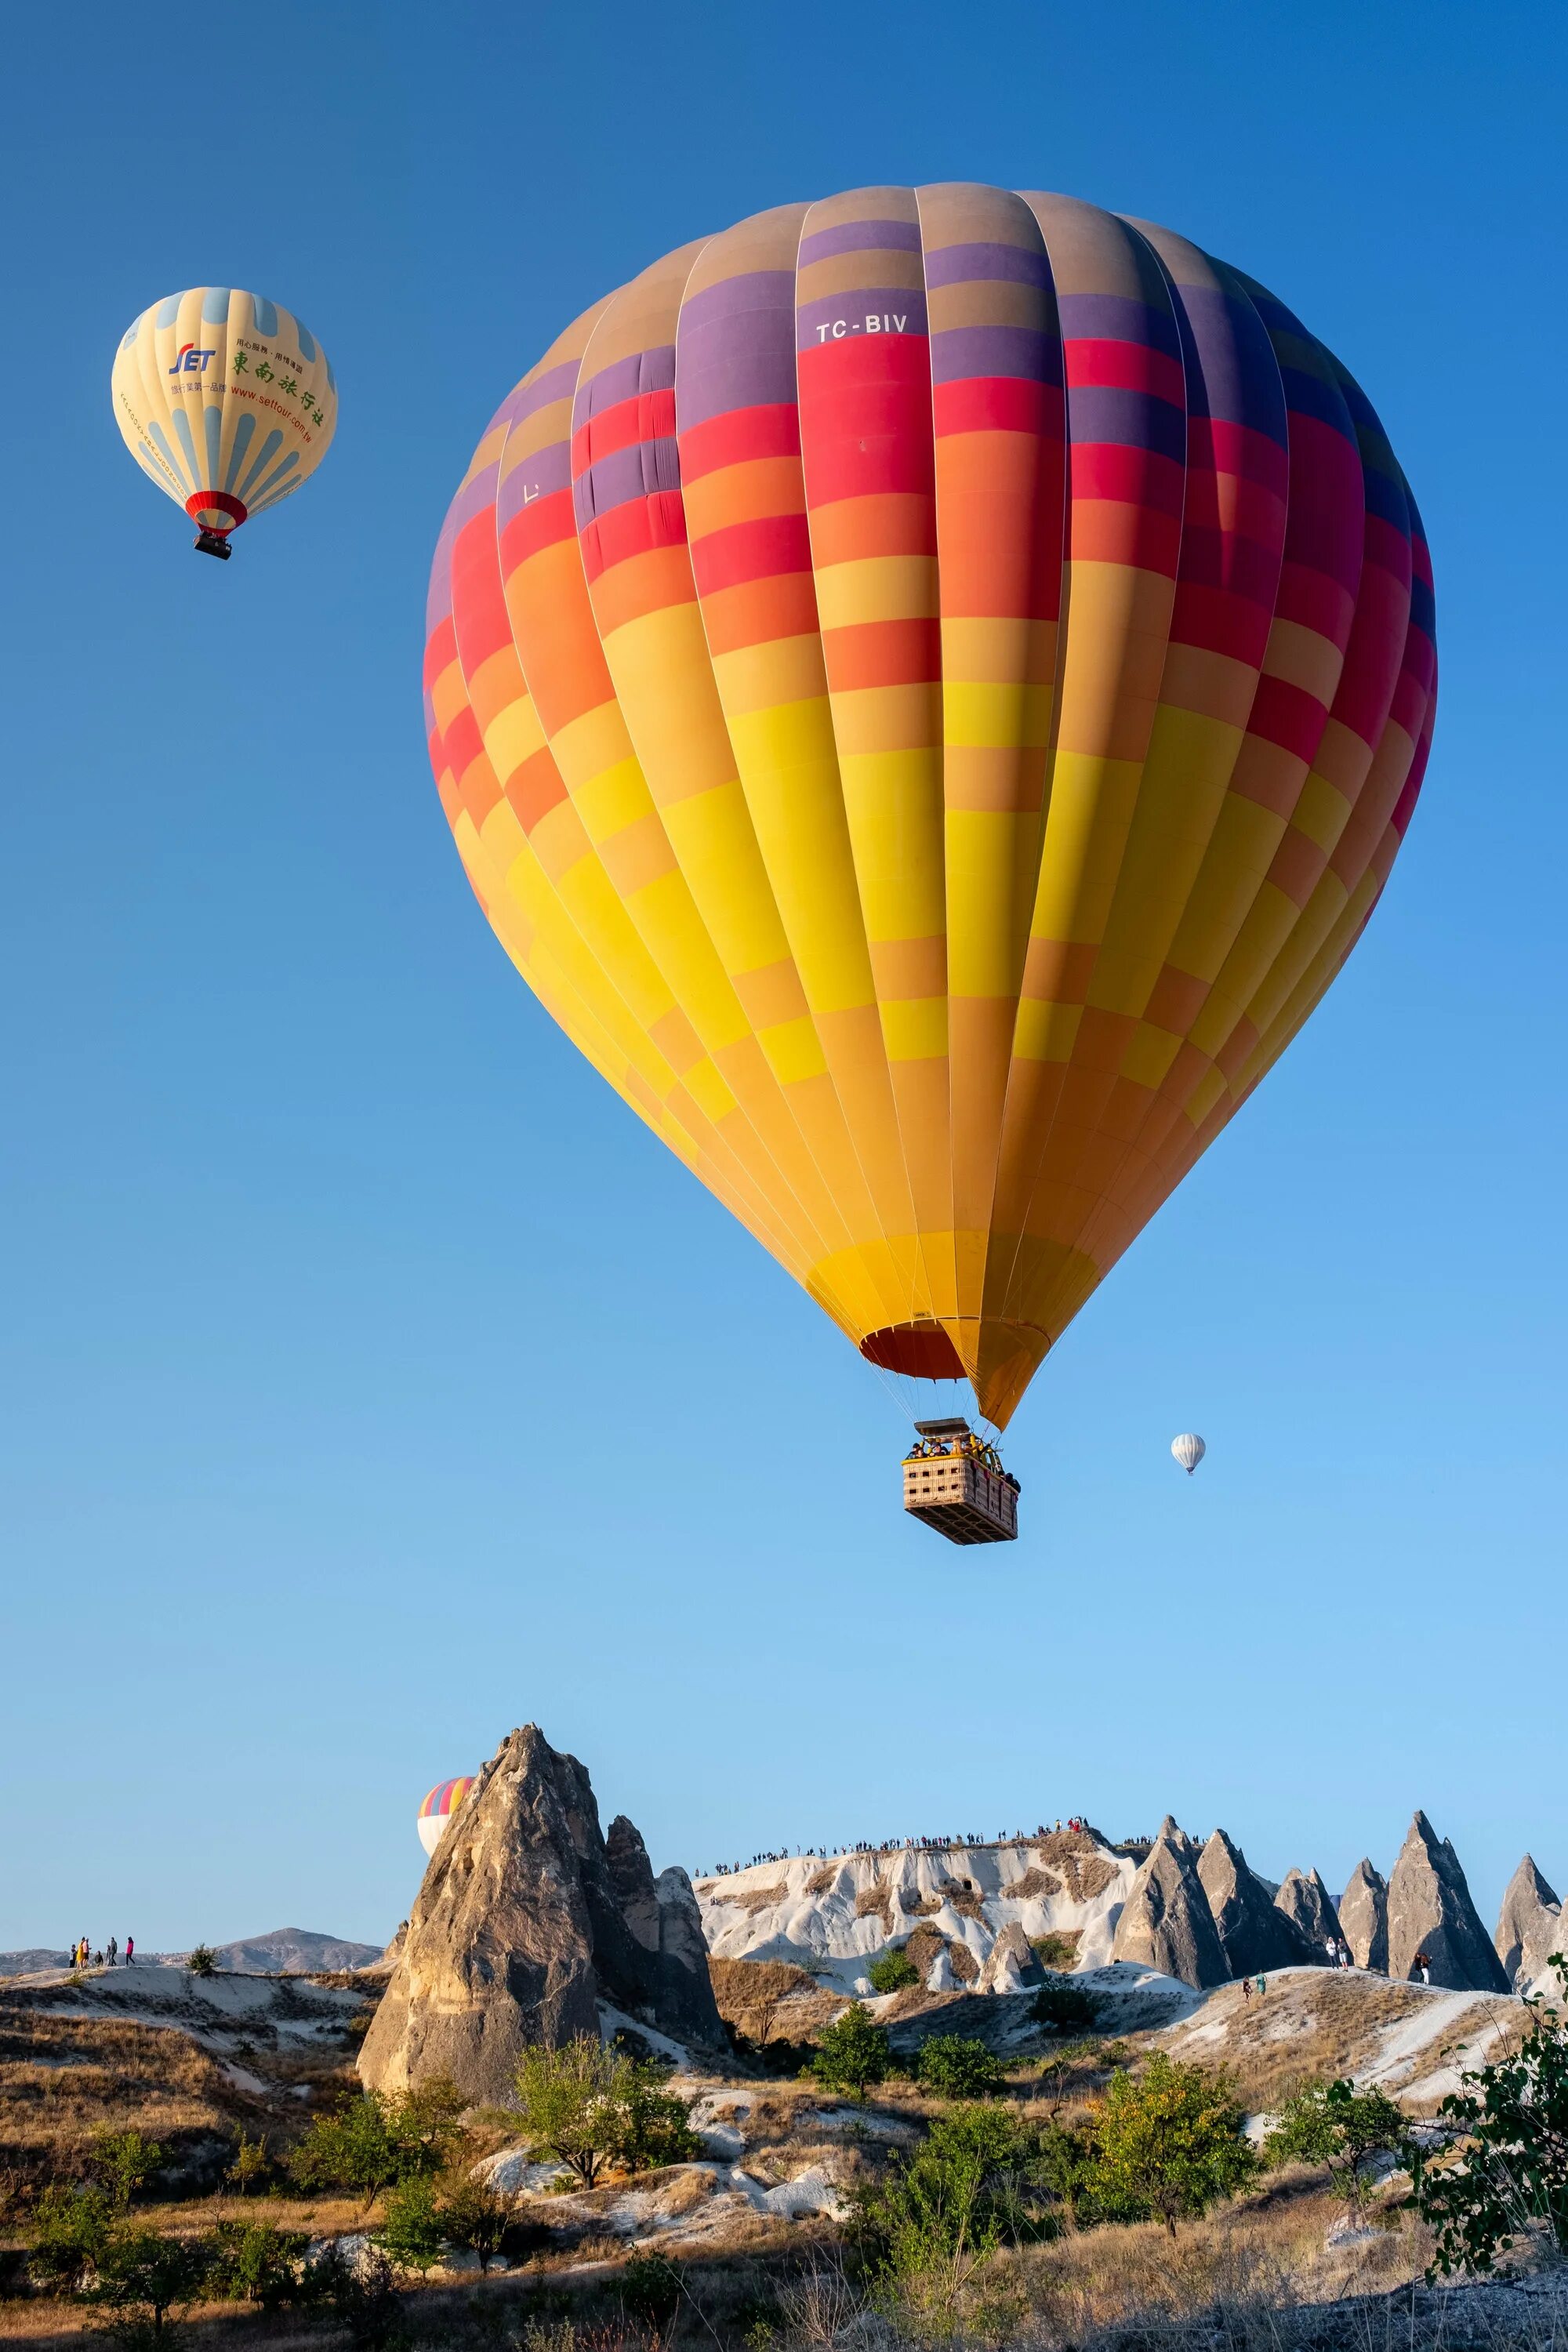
514 2036 633 2188
1087 2052 1257 2237
612 2063 700 2172
1031 1933 1078 1972
1417 1967 1568 2274
375 2175 446 2275
856 2104 1044 2324
1033 2118 1098 2223
915 2035 1006 2099
810 2005 891 2101
186 1946 217 1979
28 2184 116 2293
868 1950 921 1994
206 2220 310 2310
1265 2078 1408 2212
1033 1974 1100 2034
92 2129 166 2211
288 2081 466 2206
619 2249 684 2326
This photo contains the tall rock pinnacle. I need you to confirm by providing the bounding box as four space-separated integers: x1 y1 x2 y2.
358 1725 723 2101
1198 1831 1323 1975
1494 1856 1565 1997
1111 1817 1229 1988
1385 1812 1508 1992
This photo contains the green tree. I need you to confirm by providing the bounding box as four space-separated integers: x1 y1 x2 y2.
1265 2078 1408 2212
619 2249 684 2327
28 2184 116 2294
375 2175 446 2275
92 2129 167 2211
1033 2118 1097 2225
1087 2053 1257 2237
858 2105 1040 2325
186 1946 217 1980
810 2005 891 2102
513 2035 633 2187
224 2132 271 2196
434 2174 509 2271
84 2227 212 2342
206 2220 309 2310
915 2036 1006 2100
612 2062 700 2172
1417 1972 1568 2274
868 1951 920 1994
1033 1976 1100 2034
288 2082 465 2208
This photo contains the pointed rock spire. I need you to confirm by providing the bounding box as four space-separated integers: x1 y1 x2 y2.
1111 1820 1229 1987
358 1725 723 2100
1340 1860 1389 1971
1495 1856 1565 1996
1276 1867 1343 1951
1386 1811 1509 1992
1198 1831 1322 1976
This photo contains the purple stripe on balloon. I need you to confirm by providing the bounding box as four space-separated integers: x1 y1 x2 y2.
1067 384 1187 463
575 344 677 419
512 357 583 429
923 239 1052 292
426 510 457 633
796 288 929 350
1058 291 1181 355
798 216 920 266
495 438 572 530
930 323 1062 387
678 269 797 332
677 274 798 428
573 435 681 528
677 323 798 430
446 461 500 541
1169 283 1286 441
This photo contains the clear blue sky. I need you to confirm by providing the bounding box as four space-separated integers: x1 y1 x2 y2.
2 2 1563 1955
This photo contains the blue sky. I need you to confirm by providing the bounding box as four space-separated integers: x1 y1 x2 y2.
2 2 1563 1955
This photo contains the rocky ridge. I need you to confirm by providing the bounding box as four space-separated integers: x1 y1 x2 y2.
702 1811 1531 2000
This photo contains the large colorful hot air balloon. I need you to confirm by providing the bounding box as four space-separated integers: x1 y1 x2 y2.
426 187 1434 1435
112 289 336 557
416 1776 475 1858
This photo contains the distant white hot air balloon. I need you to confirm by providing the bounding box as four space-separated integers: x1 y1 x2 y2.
1171 1434 1206 1475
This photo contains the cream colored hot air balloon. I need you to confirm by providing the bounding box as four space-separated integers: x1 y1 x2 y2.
1171 1434 1207 1475
111 289 336 557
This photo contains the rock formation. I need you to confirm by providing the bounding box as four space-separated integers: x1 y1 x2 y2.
978 1922 1040 1994
1385 1812 1509 1992
1198 1831 1322 1976
1494 1856 1565 1997
1276 1867 1342 1951
358 1726 723 2101
1111 1818 1229 1988
1340 1860 1389 1972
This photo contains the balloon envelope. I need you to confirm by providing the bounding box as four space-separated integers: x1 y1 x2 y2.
426 187 1435 1428
1171 1434 1207 1474
416 1775 475 1857
112 289 336 545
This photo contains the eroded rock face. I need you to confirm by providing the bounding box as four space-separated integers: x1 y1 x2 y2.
1385 1812 1509 1993
1340 1860 1389 1972
358 1726 723 2101
1494 1856 1565 1997
1276 1867 1342 1951
1111 1819 1229 1988
1198 1831 1322 1976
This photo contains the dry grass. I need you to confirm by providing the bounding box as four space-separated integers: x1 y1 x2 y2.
855 1886 895 1933
1002 1870 1063 1903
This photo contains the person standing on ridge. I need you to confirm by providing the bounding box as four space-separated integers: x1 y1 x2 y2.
125 1936 134 1965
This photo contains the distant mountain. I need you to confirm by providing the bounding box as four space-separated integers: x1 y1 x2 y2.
212 1929 384 1974
0 1948 68 1976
